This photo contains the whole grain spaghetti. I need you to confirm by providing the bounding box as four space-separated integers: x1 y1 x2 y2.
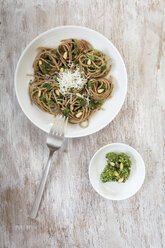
29 39 114 127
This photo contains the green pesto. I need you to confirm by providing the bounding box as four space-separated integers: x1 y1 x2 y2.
90 55 95 61
88 81 94 88
40 96 47 103
110 86 114 93
73 58 78 64
101 84 106 92
101 65 106 71
47 99 55 106
62 65 69 69
73 44 78 54
89 99 102 110
78 98 86 107
50 49 56 54
58 47 62 53
100 152 132 183
63 108 70 117
41 62 51 74
43 83 51 89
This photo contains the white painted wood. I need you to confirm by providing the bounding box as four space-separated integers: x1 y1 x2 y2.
0 0 165 247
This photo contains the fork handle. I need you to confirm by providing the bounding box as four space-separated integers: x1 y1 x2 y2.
29 151 54 219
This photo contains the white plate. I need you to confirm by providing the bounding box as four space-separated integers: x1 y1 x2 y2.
89 143 145 200
15 26 127 138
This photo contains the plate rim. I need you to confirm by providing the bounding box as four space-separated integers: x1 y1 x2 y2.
14 25 127 138
89 142 146 200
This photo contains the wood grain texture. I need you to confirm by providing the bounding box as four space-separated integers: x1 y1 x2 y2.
0 0 165 247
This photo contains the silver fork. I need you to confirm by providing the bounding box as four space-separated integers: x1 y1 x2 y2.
29 115 68 219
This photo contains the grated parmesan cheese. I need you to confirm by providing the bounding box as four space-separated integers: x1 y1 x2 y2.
57 66 87 95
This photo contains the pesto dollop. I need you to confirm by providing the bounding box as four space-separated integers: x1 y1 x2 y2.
100 152 132 183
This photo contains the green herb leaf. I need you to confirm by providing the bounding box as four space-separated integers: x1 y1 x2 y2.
47 99 54 105
51 49 56 54
96 101 102 110
40 96 47 103
62 65 68 69
73 44 78 54
41 54 47 59
41 54 52 62
101 65 106 71
73 59 78 64
110 86 114 93
102 84 106 91
57 94 63 100
78 98 86 107
43 83 51 89
63 108 70 117
90 55 95 61
58 47 62 53
89 100 95 110
45 63 51 69
88 81 94 88
96 101 102 106
42 63 51 73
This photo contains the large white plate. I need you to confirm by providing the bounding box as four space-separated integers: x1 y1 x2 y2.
15 26 127 138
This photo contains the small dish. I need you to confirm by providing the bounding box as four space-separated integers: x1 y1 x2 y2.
89 143 145 200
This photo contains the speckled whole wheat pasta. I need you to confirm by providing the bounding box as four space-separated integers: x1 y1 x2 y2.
29 38 114 127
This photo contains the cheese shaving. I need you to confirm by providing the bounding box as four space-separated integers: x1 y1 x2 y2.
57 66 87 95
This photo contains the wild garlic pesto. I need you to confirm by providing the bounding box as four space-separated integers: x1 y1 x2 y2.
100 152 132 183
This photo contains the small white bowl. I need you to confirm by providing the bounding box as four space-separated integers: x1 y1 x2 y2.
89 143 145 200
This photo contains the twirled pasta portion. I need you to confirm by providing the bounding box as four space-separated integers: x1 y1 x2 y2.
33 39 93 78
28 38 114 127
88 77 113 101
79 49 111 78
59 38 93 61
29 78 60 114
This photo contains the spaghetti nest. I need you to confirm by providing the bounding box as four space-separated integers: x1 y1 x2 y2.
29 39 114 127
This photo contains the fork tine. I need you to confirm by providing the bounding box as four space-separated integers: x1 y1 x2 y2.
50 115 68 136
63 117 68 136
58 116 68 136
50 115 62 135
56 116 64 136
55 116 64 136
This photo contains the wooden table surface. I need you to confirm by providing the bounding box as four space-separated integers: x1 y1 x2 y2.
0 0 165 247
